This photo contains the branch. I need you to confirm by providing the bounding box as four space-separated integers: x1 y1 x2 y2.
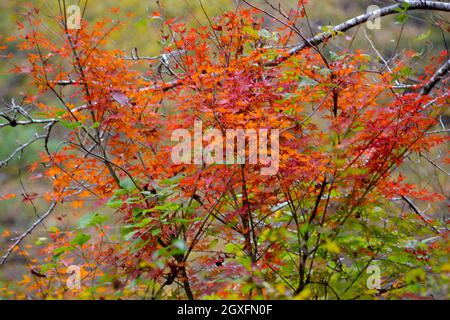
0 201 57 265
272 1 450 65
142 1 450 91
0 118 57 128
0 99 91 166
421 59 450 95
0 133 47 168
401 196 440 234
420 153 449 176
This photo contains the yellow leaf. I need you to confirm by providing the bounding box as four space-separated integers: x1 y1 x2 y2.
441 263 450 272
294 288 311 300
324 240 340 254
18 275 31 286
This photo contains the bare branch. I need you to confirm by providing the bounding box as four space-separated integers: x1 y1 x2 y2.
0 201 57 265
401 196 440 234
271 1 450 65
420 153 449 176
0 133 47 168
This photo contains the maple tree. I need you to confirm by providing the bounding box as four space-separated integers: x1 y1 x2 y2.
0 1 449 300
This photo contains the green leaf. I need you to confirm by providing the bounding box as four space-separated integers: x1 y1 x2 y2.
137 18 150 27
395 2 411 14
400 2 411 11
133 217 154 228
415 30 431 42
151 228 161 236
399 66 412 77
107 198 123 208
53 246 73 255
405 268 426 284
123 229 140 241
59 120 82 130
396 13 408 24
154 202 181 212
40 263 57 273
208 238 219 249
114 188 129 196
71 233 91 247
130 238 151 253
52 246 74 260
55 110 66 117
78 212 108 229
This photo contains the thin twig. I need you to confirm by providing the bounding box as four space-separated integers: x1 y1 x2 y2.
1 201 58 265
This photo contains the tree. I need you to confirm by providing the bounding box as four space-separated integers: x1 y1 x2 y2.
0 0 449 300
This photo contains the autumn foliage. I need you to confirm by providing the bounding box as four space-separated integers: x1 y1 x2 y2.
0 2 449 300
